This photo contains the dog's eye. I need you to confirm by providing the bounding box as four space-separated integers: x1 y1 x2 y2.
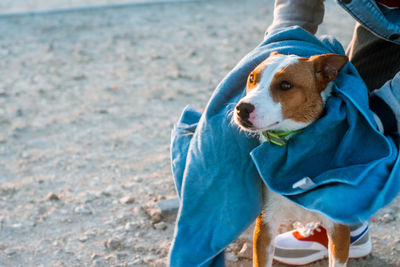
280 81 292 90
249 73 255 84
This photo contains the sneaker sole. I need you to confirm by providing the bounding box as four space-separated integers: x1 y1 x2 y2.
349 236 372 258
273 241 371 266
273 250 328 266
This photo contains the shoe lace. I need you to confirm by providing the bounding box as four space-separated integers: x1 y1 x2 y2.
294 222 322 238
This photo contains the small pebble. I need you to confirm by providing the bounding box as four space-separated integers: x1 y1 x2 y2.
237 242 252 259
0 134 6 143
72 74 86 80
91 254 102 260
151 257 168 267
225 252 238 262
7 223 23 231
104 254 116 262
105 238 122 251
124 222 139 232
5 248 17 256
380 212 395 223
85 229 97 237
83 193 97 203
47 193 60 201
60 218 73 223
114 226 125 235
27 220 36 227
119 196 135 204
104 219 116 227
102 185 117 197
145 207 162 224
154 221 167 231
116 252 128 260
157 198 179 217
92 258 105 267
128 259 143 266
143 255 157 263
74 205 92 215
78 235 88 242
31 140 49 149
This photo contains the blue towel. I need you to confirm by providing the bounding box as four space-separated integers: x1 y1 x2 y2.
169 26 400 266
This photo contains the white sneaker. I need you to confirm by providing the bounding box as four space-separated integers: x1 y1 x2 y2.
273 222 371 265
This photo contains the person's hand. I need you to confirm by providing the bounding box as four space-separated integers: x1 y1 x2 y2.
267 0 325 35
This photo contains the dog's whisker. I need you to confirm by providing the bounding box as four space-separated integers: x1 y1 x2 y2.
225 103 236 116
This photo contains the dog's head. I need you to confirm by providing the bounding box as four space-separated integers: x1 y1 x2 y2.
233 52 348 132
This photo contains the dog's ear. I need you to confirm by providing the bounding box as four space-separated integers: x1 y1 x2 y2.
309 54 348 90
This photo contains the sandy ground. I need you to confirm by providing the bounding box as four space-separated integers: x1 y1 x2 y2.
0 0 399 266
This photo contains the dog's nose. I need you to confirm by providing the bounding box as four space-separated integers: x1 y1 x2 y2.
235 102 255 125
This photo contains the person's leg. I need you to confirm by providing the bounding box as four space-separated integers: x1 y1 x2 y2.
347 23 400 92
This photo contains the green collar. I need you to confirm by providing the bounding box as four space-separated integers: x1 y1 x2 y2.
262 129 303 146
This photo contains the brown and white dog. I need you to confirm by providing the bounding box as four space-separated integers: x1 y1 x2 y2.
233 52 349 267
